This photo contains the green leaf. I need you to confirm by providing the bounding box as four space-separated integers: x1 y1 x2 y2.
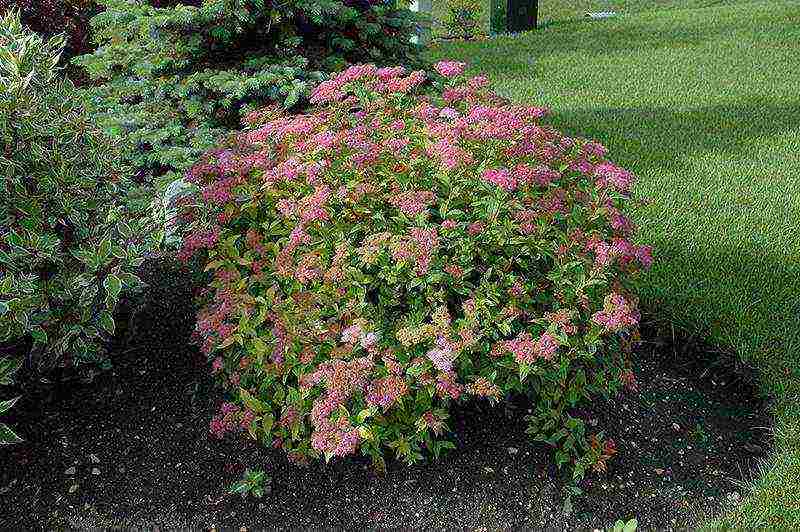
623 519 638 532
98 238 111 261
31 327 47 344
99 311 115 334
239 388 267 413
0 423 22 445
0 396 21 415
103 274 122 299
0 357 22 385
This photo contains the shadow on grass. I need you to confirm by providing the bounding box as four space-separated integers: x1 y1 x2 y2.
548 100 800 169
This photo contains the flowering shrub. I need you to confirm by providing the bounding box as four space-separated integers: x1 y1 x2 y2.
73 0 423 192
0 10 155 371
179 60 652 476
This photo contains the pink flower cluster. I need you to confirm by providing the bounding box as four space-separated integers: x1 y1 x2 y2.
389 189 437 217
177 225 220 262
434 61 466 78
592 293 639 332
482 168 517 191
494 331 559 364
365 375 409 410
426 336 457 372
594 162 635 194
310 64 427 105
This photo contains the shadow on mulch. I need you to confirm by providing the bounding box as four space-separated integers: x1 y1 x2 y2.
0 260 772 530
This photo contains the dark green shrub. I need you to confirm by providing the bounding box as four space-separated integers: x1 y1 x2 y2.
0 0 101 70
73 0 423 191
489 0 506 34
0 10 155 371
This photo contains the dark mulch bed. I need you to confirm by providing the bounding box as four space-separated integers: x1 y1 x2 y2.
0 260 772 530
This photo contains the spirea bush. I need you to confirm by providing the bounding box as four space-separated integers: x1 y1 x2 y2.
178 61 653 477
0 10 155 370
73 0 423 190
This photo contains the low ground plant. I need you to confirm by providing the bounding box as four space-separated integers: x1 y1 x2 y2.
178 60 651 476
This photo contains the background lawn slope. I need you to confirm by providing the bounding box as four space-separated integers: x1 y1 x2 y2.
430 1 800 526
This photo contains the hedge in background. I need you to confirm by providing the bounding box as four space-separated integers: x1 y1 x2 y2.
178 61 652 477
0 0 100 66
74 0 423 191
0 10 155 371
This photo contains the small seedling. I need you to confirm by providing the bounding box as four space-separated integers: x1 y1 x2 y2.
228 469 270 499
691 423 710 446
609 518 638 532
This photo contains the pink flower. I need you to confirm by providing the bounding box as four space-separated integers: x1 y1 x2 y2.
482 168 517 191
438 107 460 120
341 324 362 344
467 75 489 89
594 162 635 194
426 337 457 372
434 61 466 78
365 375 408 410
378 66 406 81
441 219 458 230
389 189 436 217
592 293 639 332
468 221 485 236
535 332 559 361
635 245 654 268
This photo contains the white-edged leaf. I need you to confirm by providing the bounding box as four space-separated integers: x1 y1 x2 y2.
0 396 21 415
103 274 122 299
99 311 115 335
0 423 22 445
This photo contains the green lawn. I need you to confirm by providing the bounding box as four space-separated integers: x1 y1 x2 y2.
429 0 759 37
430 1 800 527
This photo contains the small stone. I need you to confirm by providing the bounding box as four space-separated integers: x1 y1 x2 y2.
117 466 126 473
483 467 494 474
507 447 519 455
655 468 664 475
89 454 100 464
65 467 76 476
92 468 101 475
69 483 79 493
672 423 681 431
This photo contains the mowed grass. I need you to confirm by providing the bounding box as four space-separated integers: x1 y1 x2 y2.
428 0 758 37
430 1 800 527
